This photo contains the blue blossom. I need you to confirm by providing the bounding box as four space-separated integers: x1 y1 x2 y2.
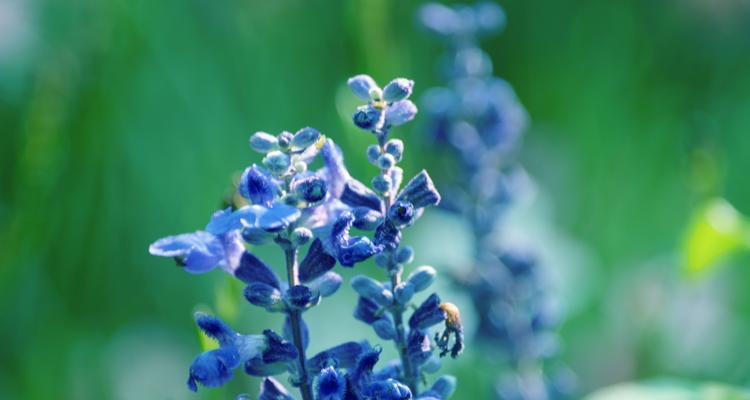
409 294 447 331
151 74 461 400
316 366 347 400
186 313 292 392
326 211 382 267
239 164 278 206
149 211 244 274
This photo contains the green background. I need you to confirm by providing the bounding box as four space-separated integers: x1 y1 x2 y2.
2 0 750 399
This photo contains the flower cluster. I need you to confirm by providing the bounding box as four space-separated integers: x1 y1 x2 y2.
419 2 571 399
347 75 464 393
149 74 463 399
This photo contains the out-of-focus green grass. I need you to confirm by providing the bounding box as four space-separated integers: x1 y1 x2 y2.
2 0 750 399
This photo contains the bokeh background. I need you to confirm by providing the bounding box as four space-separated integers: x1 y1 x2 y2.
2 0 750 399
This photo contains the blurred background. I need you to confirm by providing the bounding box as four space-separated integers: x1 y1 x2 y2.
2 0 750 399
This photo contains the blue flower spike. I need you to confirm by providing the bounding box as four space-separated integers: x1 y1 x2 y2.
419 2 570 398
150 73 461 400
343 72 464 397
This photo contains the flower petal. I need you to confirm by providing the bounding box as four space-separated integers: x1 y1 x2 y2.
316 366 346 400
194 312 236 346
340 179 382 211
299 238 337 282
239 165 278 206
187 347 240 392
385 100 418 126
408 293 447 330
259 202 301 232
234 251 281 288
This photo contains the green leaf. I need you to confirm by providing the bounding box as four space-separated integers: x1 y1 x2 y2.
682 198 748 277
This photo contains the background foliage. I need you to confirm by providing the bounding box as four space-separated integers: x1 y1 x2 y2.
2 0 750 399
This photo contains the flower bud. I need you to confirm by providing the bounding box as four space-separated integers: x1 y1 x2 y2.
395 246 414 264
406 266 436 292
394 282 415 305
249 131 278 153
430 376 457 399
353 105 383 131
377 153 396 169
350 275 393 307
307 272 342 297
374 253 390 269
371 173 393 195
276 131 293 149
388 201 416 226
373 318 397 340
384 139 404 162
383 78 414 102
291 127 321 149
385 100 417 126
366 144 381 165
292 175 328 205
262 151 291 175
348 74 378 100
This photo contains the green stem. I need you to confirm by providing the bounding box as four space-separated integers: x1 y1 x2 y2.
284 248 314 400
390 266 419 393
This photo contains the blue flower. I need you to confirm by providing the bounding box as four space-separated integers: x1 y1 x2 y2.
408 294 447 331
149 211 244 274
239 164 278 207
186 313 268 392
326 211 383 267
316 366 347 400
292 175 329 206
187 346 240 392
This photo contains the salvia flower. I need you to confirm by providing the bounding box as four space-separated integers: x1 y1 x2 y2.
149 74 461 400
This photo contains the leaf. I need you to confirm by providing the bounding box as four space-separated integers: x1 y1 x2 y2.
683 198 748 277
